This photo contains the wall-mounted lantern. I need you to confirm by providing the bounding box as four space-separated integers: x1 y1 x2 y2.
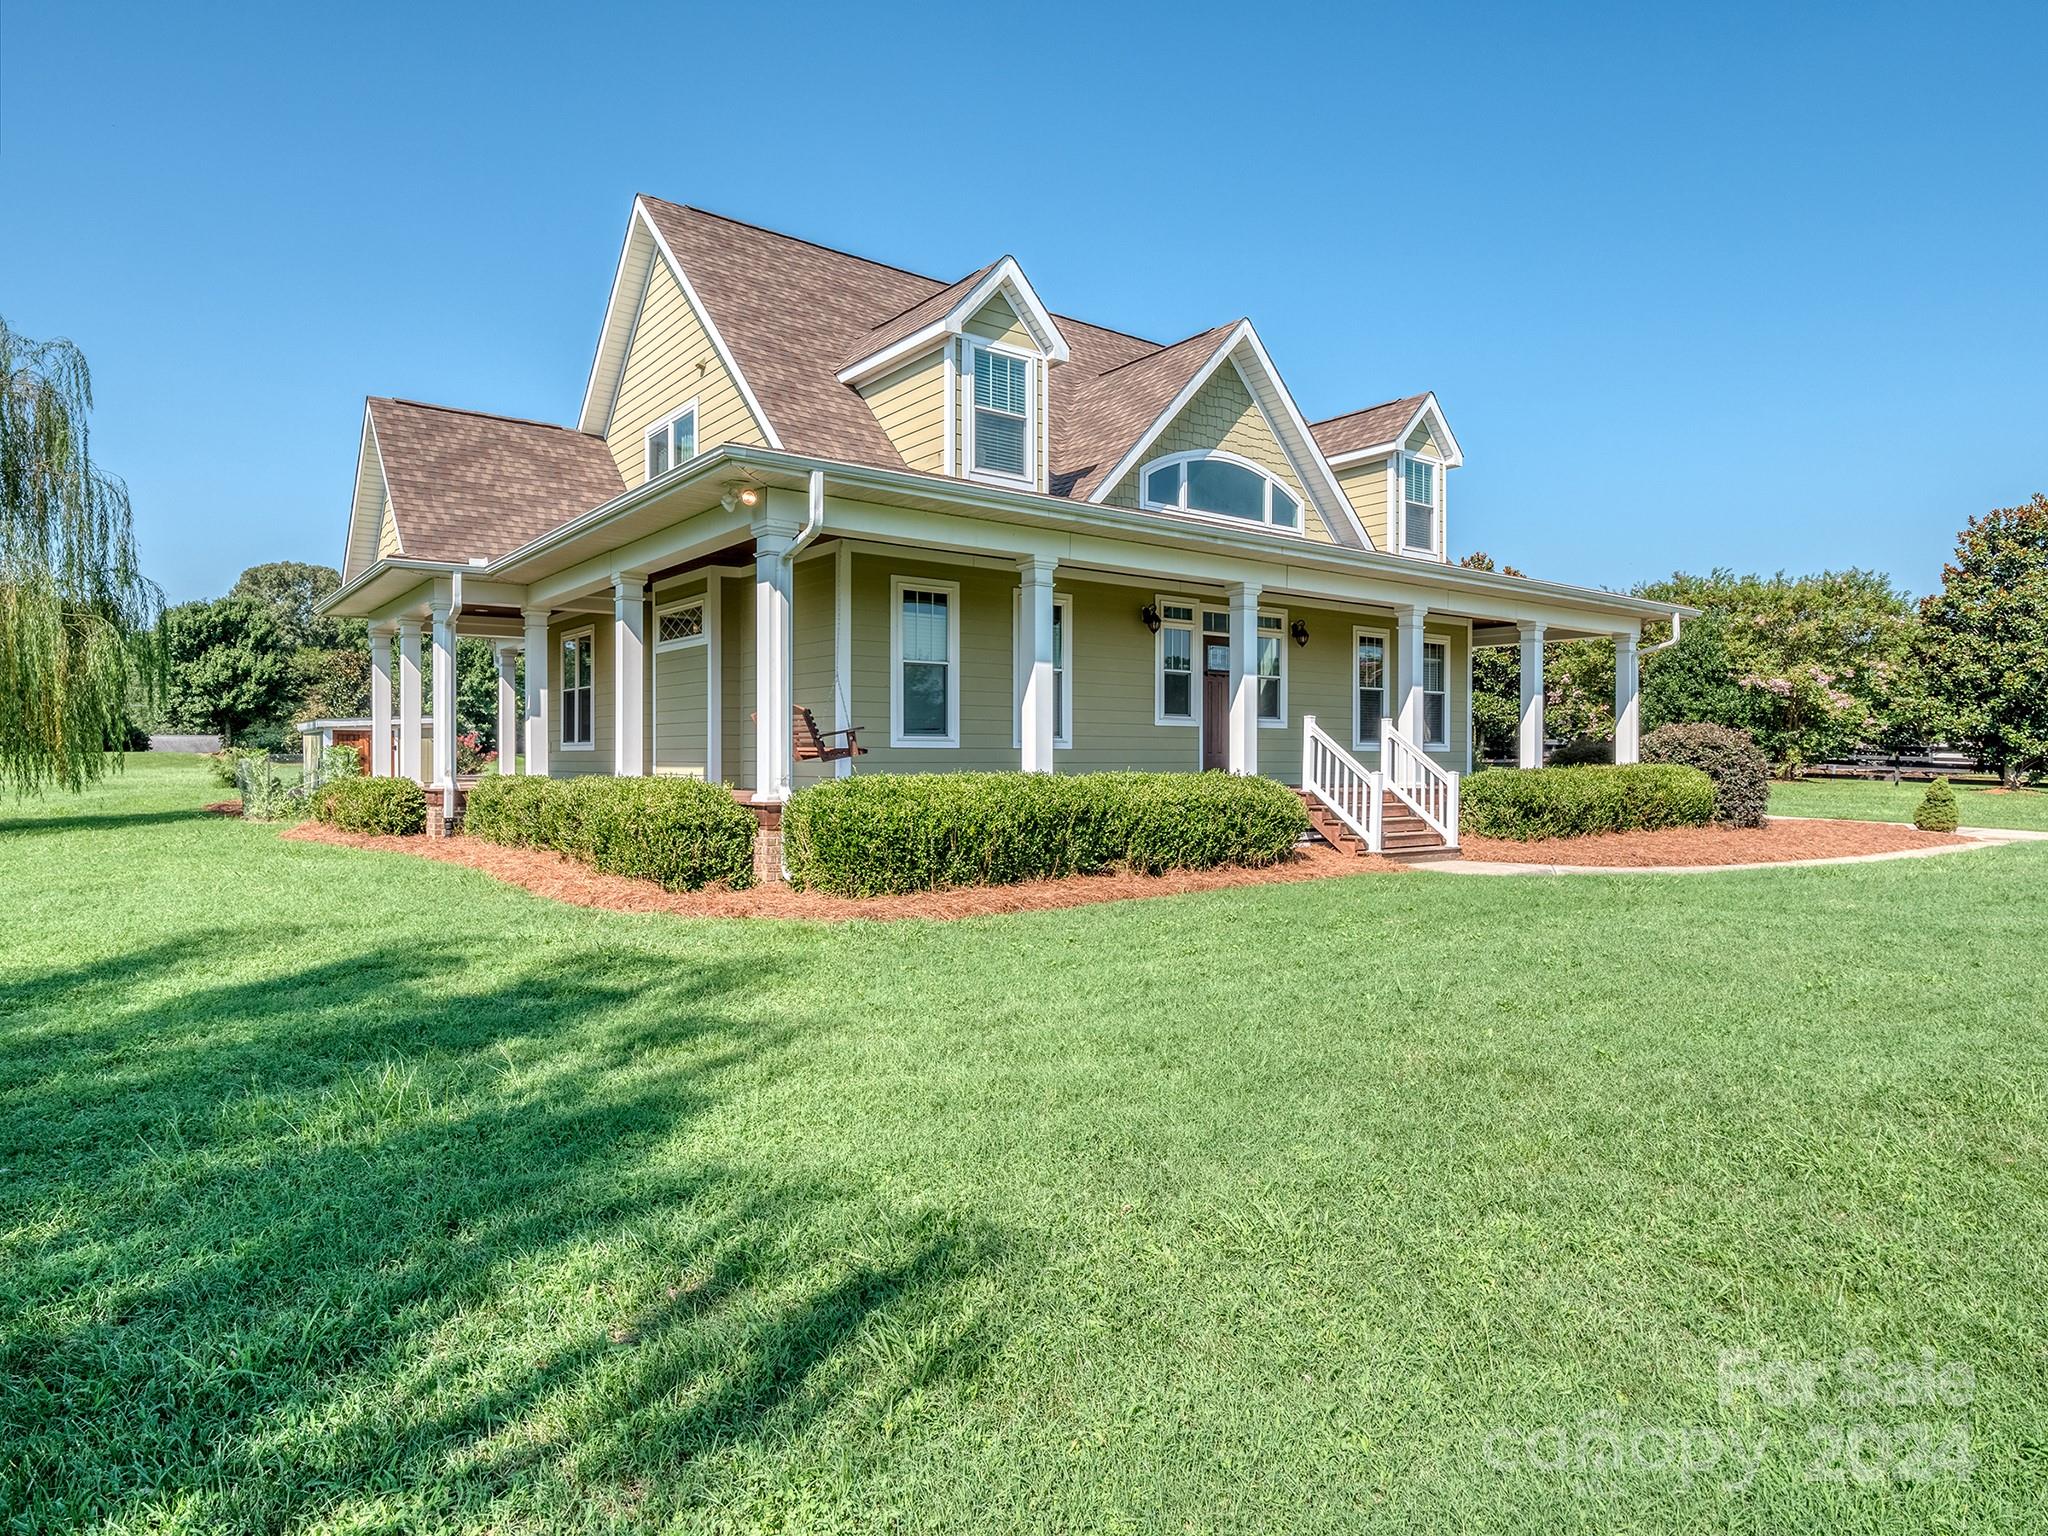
1140 603 1162 634
1290 618 1310 648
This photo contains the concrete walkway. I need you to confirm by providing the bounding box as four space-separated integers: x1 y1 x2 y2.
1419 822 2048 877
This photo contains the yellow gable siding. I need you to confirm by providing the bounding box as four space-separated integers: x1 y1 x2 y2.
1405 418 1442 457
1101 364 1331 543
858 349 947 473
606 256 767 487
1337 460 1390 551
962 292 1032 349
375 490 401 557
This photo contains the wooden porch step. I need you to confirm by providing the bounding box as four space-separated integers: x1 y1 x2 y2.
1297 787 1454 862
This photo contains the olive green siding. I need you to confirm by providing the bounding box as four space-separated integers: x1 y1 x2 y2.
858 350 947 473
1336 459 1391 550
720 574 754 786
547 613 614 777
606 256 768 488
651 579 710 778
1100 364 1332 544
792 554 837 790
1058 579 1200 772
847 553 1017 772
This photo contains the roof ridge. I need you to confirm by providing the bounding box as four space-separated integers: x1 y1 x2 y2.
1087 320 1237 381
375 397 592 435
1310 393 1427 429
854 258 1003 336
641 196 956 289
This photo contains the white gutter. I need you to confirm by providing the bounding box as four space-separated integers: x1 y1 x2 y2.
1642 611 1684 654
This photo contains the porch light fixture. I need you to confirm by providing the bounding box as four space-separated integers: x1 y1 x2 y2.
719 482 762 514
1140 603 1161 634
1291 618 1310 648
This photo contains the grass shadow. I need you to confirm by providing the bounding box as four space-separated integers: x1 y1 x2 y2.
0 928 1010 1530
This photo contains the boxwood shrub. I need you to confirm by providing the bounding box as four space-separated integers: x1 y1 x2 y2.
1642 721 1770 827
311 777 427 836
1459 763 1715 841
462 774 755 891
782 771 1310 896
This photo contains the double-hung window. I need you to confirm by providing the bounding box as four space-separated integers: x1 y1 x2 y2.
1403 458 1438 552
1156 601 1196 724
1423 640 1449 747
892 579 959 746
645 403 697 480
971 348 1032 480
560 630 594 748
1256 613 1285 724
1355 631 1388 747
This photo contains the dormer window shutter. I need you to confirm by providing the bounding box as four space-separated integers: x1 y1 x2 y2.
972 349 1030 478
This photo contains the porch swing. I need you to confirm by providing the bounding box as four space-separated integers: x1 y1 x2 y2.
791 704 865 762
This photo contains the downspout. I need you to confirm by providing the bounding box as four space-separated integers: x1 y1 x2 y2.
1641 611 1683 655
774 469 824 881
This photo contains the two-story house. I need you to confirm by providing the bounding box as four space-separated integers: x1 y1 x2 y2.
321 197 1687 855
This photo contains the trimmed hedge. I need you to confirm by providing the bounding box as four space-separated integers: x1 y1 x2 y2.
1459 764 1715 841
1915 777 1960 832
311 777 427 836
782 772 1310 896
1643 721 1770 828
463 774 755 891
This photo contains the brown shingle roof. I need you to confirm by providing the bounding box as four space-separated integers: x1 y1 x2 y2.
1310 394 1429 459
369 398 624 563
356 203 1431 567
837 259 1003 374
1050 322 1240 500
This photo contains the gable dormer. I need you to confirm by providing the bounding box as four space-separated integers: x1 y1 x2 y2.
1316 393 1462 561
839 257 1067 493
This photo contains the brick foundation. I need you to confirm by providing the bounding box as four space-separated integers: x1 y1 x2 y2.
753 828 785 884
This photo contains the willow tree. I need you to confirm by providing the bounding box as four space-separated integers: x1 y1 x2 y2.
0 317 162 792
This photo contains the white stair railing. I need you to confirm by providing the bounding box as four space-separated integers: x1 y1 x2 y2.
1380 717 1460 849
1301 714 1383 852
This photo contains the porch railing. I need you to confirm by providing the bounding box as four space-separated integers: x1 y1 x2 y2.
1380 717 1460 849
1301 714 1383 852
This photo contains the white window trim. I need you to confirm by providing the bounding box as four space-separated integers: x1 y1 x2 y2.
890 576 962 748
652 596 707 653
1138 449 1307 537
962 341 1037 489
643 399 699 482
559 626 596 751
1153 594 1200 728
1011 589 1073 750
1351 625 1390 753
1398 452 1444 558
1422 637 1451 751
1255 608 1288 729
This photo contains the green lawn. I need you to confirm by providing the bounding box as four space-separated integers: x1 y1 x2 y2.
1771 775 2048 832
5 756 2045 1533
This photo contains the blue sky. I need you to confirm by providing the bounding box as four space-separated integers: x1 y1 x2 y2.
4 0 2042 604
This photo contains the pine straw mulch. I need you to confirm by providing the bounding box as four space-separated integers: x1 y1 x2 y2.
203 801 243 817
280 821 1401 921
1457 816 1965 868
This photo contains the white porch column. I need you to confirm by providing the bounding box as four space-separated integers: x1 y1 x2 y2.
1517 620 1546 769
521 607 550 777
612 572 647 777
1019 556 1057 772
368 624 394 777
493 641 519 774
1614 628 1641 764
1394 604 1427 743
753 528 796 802
1227 581 1261 774
397 619 423 782
429 600 457 787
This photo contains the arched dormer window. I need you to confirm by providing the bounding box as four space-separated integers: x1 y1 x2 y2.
1139 451 1301 532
